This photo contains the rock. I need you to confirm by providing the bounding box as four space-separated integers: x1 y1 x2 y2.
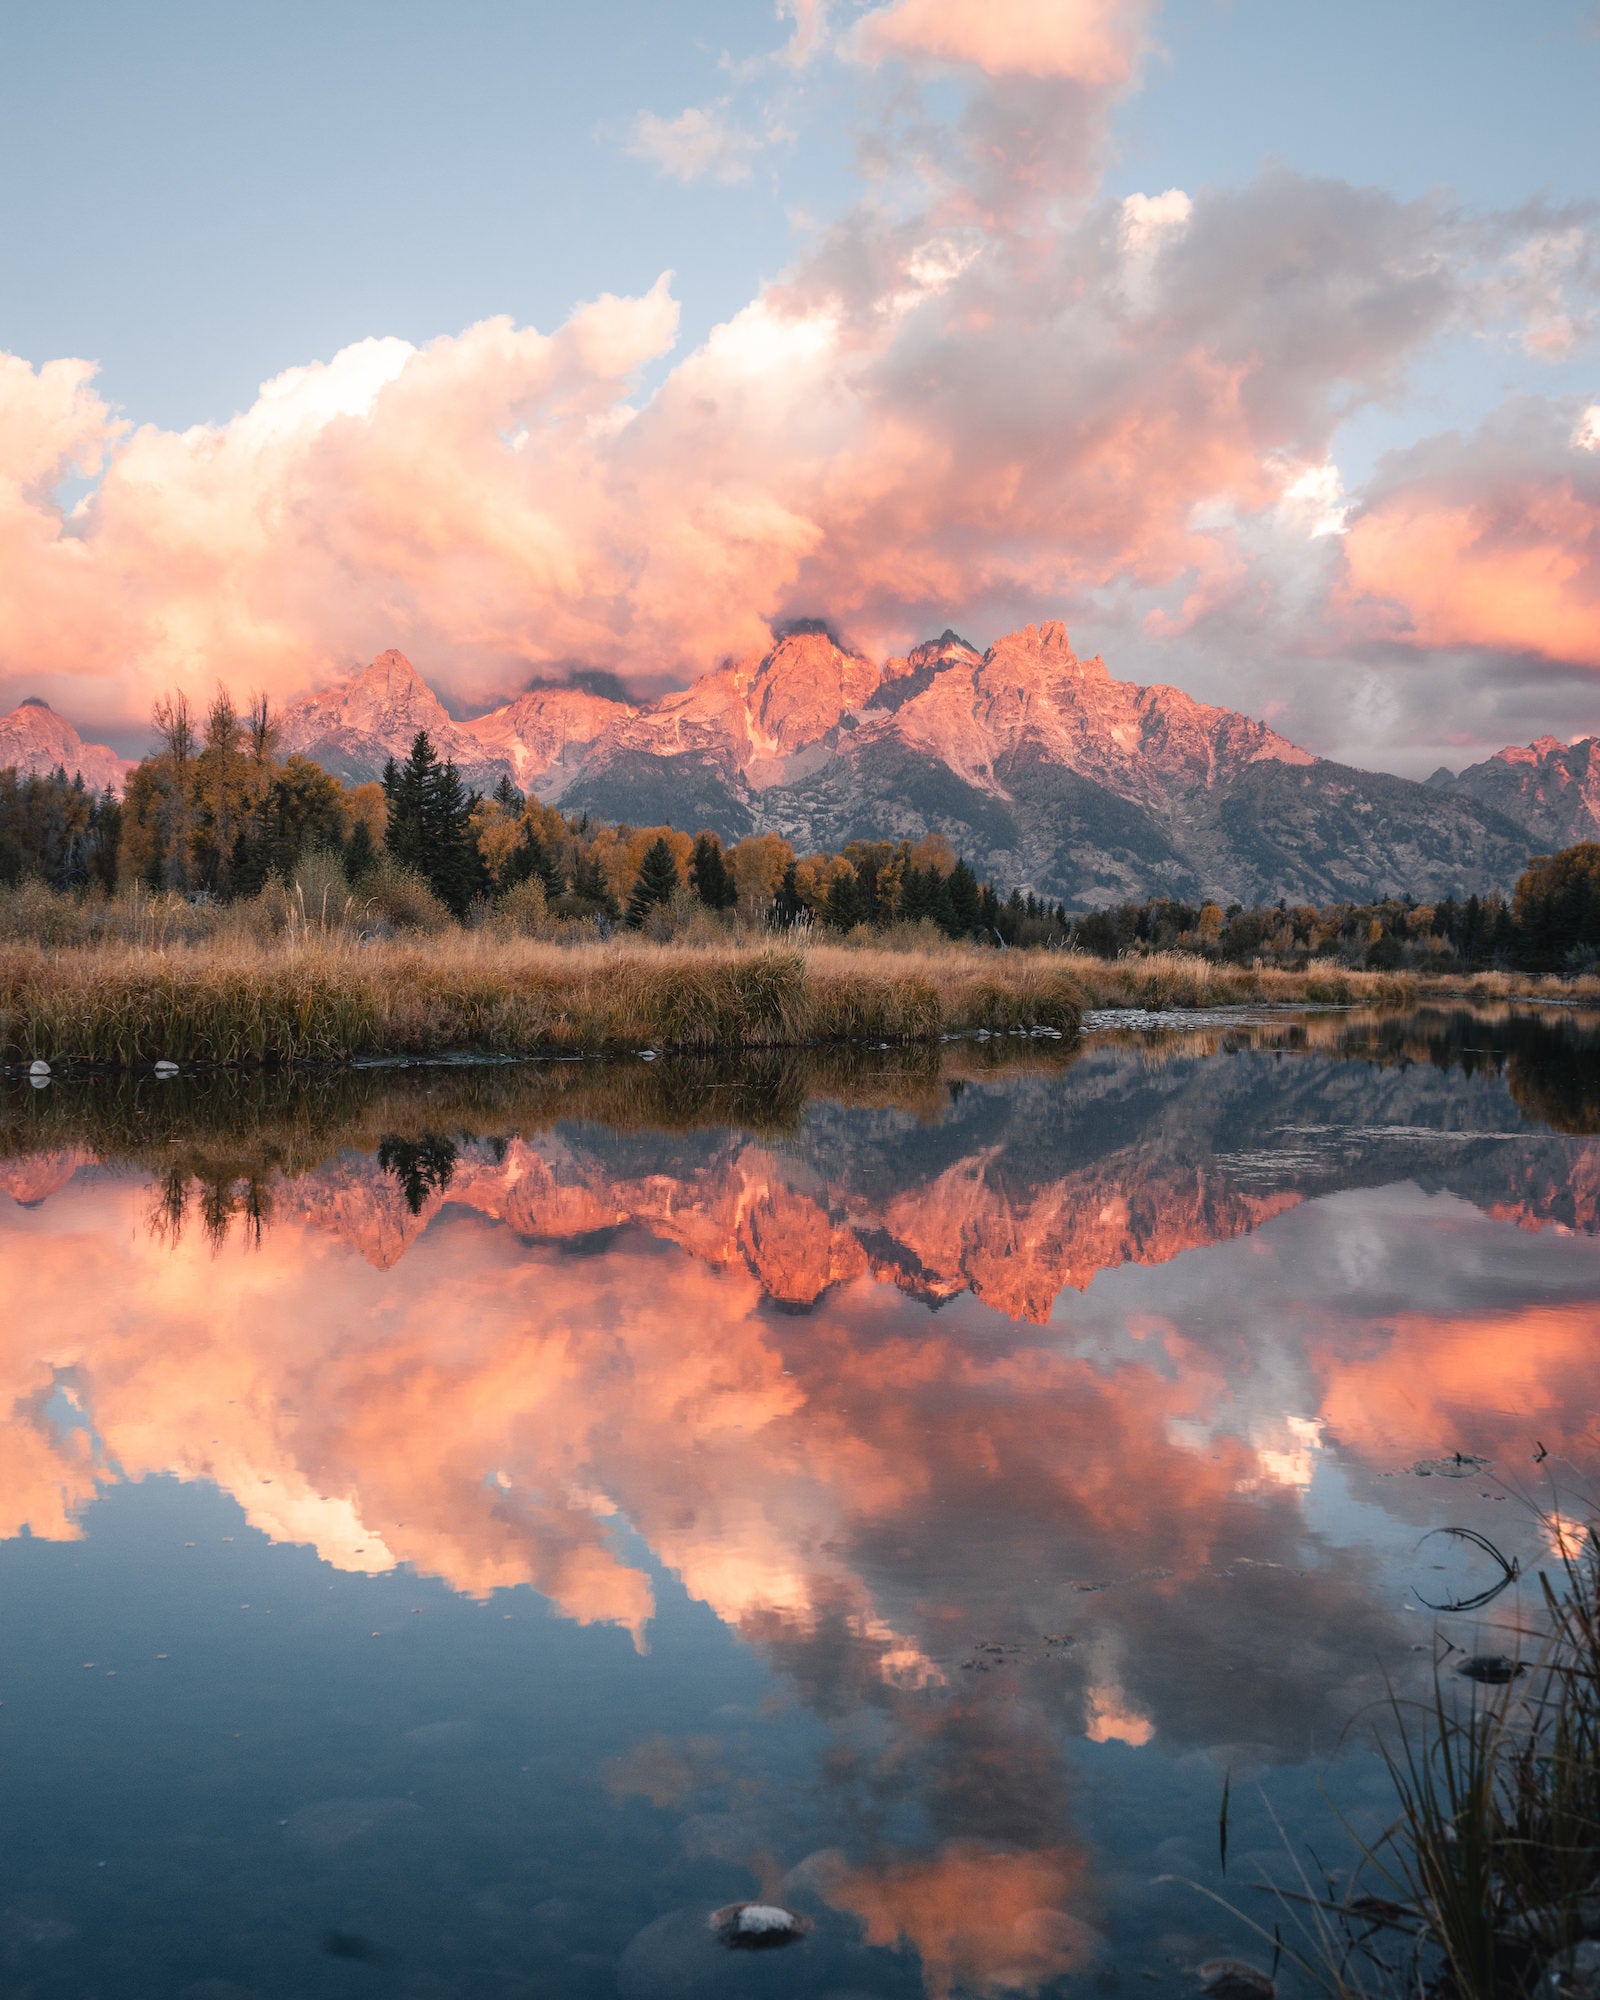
709 1902 811 1950
1412 1454 1492 1478
28 1059 50 1077
154 1060 180 1077
1198 1959 1276 2000
1457 1654 1523 1684
1537 1940 1600 1999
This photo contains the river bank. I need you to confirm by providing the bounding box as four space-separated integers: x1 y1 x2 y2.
1 932 1594 1069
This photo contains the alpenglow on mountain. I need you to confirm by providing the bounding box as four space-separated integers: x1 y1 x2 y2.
270 623 1581 905
7 624 1594 905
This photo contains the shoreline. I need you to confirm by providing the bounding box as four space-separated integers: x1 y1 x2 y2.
2 934 1594 1071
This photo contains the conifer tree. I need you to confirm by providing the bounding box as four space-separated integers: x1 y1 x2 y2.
382 732 485 915
946 858 982 937
626 836 680 927
690 832 735 909
772 859 807 927
824 867 867 930
342 816 376 884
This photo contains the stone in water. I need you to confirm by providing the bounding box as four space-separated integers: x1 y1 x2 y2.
1199 1960 1276 2000
708 1902 811 1950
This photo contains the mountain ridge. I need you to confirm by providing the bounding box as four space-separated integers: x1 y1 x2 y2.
6 629 1596 903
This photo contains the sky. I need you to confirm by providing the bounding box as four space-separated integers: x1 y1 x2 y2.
0 0 1596 773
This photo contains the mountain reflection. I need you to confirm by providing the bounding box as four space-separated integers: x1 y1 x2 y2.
3 1010 1598 1996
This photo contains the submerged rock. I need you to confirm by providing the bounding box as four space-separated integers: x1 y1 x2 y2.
1537 1940 1600 1999
709 1902 811 1950
1457 1654 1524 1684
1198 1959 1276 2000
1411 1453 1492 1478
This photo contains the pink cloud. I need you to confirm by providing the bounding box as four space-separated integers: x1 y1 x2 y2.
850 0 1151 88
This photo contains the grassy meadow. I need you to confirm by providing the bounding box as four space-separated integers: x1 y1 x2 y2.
1 876 1596 1069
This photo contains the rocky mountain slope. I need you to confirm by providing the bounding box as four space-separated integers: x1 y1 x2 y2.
275 624 1570 903
1430 734 1600 855
10 626 1590 903
0 699 132 792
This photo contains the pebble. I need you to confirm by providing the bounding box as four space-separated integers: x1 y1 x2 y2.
708 1902 811 1950
28 1059 50 1077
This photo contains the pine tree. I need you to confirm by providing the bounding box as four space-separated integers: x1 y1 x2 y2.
626 837 680 927
426 757 485 917
690 832 735 909
342 816 376 884
772 860 807 927
946 859 981 937
571 850 619 917
824 867 866 930
504 821 561 894
382 732 484 916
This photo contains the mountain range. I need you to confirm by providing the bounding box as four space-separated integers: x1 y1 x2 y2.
4 623 1596 904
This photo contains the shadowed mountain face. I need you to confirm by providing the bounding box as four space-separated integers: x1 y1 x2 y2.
261 625 1567 904
3 1011 1598 1998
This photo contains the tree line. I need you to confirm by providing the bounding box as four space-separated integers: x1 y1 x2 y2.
1065 850 1600 974
4 694 1598 970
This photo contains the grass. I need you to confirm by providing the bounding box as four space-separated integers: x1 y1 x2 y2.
0 934 1085 1068
3 870 1597 1068
1203 1516 1600 2000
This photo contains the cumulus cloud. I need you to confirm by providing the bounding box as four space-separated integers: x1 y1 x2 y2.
1337 396 1600 668
0 0 1596 764
850 0 1152 88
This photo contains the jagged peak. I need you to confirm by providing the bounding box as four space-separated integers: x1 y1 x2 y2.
982 621 1104 676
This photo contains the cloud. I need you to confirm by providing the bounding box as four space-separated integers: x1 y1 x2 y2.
850 0 1152 89
0 15 1596 765
625 100 763 184
1338 397 1600 668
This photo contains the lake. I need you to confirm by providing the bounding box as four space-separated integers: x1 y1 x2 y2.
2 1006 1597 2000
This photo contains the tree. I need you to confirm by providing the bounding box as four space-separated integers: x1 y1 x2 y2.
772 859 807 927
690 832 736 910
626 836 680 927
824 866 867 930
382 732 485 916
946 858 982 937
342 816 376 884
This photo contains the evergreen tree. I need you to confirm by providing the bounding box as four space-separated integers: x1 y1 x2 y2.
492 773 523 811
824 867 867 930
898 864 935 925
503 821 561 894
342 816 376 884
689 832 736 909
626 837 680 927
570 850 619 917
772 860 807 927
946 859 982 937
382 732 484 916
427 757 486 916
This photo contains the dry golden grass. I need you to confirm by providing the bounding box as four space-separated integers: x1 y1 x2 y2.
4 923 1595 1070
0 933 1084 1067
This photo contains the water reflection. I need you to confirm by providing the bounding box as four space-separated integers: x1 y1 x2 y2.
1 1009 1598 1998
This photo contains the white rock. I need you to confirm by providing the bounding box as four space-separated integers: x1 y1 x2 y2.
708 1900 811 1950
153 1061 180 1077
28 1059 50 1077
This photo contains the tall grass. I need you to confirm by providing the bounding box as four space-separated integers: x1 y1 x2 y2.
1226 1520 1600 2000
0 934 1084 1067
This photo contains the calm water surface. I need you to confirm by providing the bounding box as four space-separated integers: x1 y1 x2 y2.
2 1008 1598 2000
